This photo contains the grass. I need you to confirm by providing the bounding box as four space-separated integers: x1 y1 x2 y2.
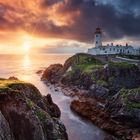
74 62 103 73
0 79 31 93
109 62 136 69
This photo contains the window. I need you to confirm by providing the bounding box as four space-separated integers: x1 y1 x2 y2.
96 35 98 37
96 41 98 44
110 48 111 51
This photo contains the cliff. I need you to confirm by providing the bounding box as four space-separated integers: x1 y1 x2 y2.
0 79 68 140
41 53 140 139
42 53 140 94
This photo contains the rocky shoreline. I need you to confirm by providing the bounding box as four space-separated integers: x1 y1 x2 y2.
0 77 68 140
41 53 140 140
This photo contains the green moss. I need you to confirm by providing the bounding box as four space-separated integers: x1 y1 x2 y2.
35 109 47 122
119 88 140 109
26 99 34 109
97 80 108 87
91 75 96 81
128 103 140 109
108 76 115 83
109 62 135 69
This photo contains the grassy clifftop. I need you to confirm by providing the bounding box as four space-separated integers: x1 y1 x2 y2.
64 53 104 74
62 53 140 90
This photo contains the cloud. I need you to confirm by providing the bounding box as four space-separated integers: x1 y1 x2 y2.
37 39 91 53
0 0 139 44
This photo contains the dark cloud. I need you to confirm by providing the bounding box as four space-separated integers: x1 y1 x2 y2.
0 0 140 43
37 0 140 42
95 0 140 15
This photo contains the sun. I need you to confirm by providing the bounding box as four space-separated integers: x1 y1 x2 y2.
22 34 32 54
23 42 31 53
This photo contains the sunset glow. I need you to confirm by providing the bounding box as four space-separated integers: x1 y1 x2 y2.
0 0 139 54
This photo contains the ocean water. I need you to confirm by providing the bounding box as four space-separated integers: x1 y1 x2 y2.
0 54 109 140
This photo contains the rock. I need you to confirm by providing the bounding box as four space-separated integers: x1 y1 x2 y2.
70 98 140 140
107 88 140 124
42 94 61 118
8 76 19 80
89 84 109 99
0 79 68 140
0 111 14 140
36 70 43 75
42 53 140 93
41 64 63 83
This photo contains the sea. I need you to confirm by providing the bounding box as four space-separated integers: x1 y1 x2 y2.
0 54 110 140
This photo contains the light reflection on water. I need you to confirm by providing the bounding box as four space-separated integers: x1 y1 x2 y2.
0 54 109 140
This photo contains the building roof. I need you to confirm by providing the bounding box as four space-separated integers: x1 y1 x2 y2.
95 27 102 34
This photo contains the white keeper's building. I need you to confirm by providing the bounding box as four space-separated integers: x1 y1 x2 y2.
88 28 140 55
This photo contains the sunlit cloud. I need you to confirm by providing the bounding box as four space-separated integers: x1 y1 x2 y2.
0 0 139 54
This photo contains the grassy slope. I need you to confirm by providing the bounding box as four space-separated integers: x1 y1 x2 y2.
68 53 104 73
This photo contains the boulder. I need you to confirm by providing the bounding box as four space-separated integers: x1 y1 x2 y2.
41 64 63 83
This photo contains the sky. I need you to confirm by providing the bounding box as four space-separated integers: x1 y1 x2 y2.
0 0 140 54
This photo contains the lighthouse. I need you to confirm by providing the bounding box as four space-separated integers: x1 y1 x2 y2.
95 27 102 48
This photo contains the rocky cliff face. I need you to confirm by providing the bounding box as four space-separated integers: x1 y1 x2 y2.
0 79 68 140
41 53 140 139
71 88 140 140
107 88 140 123
42 53 140 95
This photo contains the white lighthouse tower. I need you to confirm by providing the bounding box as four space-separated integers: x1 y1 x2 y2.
95 27 102 48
